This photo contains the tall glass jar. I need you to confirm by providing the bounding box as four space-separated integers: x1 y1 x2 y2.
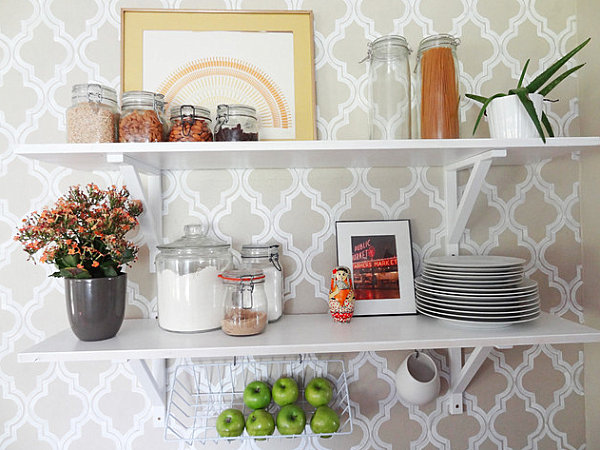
363 35 412 140
67 83 119 143
169 105 213 142
119 90 167 142
155 224 234 333
219 269 268 336
414 34 461 139
214 104 259 141
240 244 283 322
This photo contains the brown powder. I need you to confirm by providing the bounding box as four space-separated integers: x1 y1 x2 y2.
221 309 267 336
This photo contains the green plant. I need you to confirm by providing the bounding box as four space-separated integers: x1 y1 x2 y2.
466 38 590 143
15 184 143 278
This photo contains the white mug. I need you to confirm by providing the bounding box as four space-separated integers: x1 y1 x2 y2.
395 351 440 406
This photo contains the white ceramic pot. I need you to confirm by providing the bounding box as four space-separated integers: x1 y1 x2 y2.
395 351 440 406
486 93 544 139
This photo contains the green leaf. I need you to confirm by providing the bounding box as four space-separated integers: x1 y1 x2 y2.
100 262 118 277
465 93 488 104
62 254 79 267
517 59 530 88
541 112 554 137
513 89 546 142
471 93 507 135
526 38 591 93
75 270 92 279
538 63 585 97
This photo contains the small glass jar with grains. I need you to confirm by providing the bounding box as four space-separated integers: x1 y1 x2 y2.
168 105 213 142
119 90 167 142
214 104 259 141
66 83 119 143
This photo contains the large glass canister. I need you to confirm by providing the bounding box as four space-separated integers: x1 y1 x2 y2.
414 34 461 139
155 224 233 332
214 104 259 141
240 244 283 322
363 35 412 140
67 83 119 143
119 90 167 142
219 269 268 336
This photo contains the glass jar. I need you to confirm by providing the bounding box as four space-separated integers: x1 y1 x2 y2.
119 90 167 142
155 224 234 333
414 34 461 139
169 105 213 142
214 104 259 141
363 35 412 140
240 244 283 322
154 92 170 141
67 83 119 143
219 269 268 336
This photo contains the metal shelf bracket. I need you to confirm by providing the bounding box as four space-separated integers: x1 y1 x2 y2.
447 346 493 414
444 149 507 256
128 359 167 426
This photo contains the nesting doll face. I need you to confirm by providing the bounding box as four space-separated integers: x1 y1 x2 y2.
333 267 351 287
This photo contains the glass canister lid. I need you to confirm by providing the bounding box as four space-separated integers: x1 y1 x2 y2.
216 104 257 119
157 224 230 255
219 268 266 284
417 34 460 53
170 104 211 120
71 83 118 105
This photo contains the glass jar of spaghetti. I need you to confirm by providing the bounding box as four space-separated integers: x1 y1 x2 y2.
169 105 213 142
415 34 461 139
363 35 412 140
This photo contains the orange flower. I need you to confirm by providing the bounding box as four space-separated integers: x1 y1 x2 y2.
77 263 84 269
68 248 76 255
92 261 99 268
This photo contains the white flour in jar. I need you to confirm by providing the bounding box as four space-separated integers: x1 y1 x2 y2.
157 266 224 332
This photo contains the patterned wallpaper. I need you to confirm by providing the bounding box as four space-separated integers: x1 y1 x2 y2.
0 0 589 449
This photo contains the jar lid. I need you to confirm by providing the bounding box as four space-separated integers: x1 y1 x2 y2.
417 34 460 53
157 224 230 254
122 90 161 109
219 269 266 283
71 83 118 105
170 104 211 120
216 104 257 119
241 244 279 258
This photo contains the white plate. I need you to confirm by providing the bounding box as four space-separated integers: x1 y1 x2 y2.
416 303 540 322
423 266 524 277
415 277 538 295
424 255 525 270
415 283 538 301
416 294 540 315
421 273 524 287
423 268 524 280
416 306 540 328
415 290 540 307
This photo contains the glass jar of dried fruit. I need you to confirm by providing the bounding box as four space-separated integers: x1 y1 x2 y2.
214 104 259 141
119 91 167 143
168 105 213 142
67 83 119 143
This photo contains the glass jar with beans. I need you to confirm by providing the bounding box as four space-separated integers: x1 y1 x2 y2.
66 83 119 143
214 104 259 141
119 91 167 142
168 105 213 142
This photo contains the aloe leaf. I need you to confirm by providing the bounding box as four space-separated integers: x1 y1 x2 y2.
471 93 507 135
538 63 585 97
465 93 488 104
514 89 546 142
541 112 554 137
517 59 530 88
526 38 591 93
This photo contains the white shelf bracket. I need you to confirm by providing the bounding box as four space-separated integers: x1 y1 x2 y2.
444 150 507 256
447 346 493 414
128 359 167 426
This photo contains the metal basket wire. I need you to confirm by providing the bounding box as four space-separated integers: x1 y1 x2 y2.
165 357 352 444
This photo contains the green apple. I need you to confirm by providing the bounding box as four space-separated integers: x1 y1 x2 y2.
276 404 306 435
310 405 340 437
304 377 334 407
243 380 271 410
272 377 299 406
216 408 245 437
245 409 275 439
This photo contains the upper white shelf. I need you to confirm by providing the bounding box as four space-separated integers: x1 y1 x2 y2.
14 137 600 172
18 312 600 363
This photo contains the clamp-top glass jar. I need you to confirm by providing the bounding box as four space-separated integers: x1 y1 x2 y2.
414 34 461 139
219 269 268 336
240 244 283 322
67 83 119 143
169 105 213 142
119 90 167 142
214 104 259 141
363 35 412 140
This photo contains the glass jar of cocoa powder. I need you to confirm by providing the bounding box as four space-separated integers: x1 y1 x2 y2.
169 105 213 142
214 104 259 141
119 91 167 142
219 269 268 336
67 83 119 143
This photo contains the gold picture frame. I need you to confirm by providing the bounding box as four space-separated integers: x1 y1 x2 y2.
121 9 316 140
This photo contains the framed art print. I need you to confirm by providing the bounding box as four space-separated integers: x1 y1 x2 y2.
121 9 316 140
335 220 416 315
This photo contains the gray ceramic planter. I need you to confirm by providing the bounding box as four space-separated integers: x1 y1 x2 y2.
64 274 127 341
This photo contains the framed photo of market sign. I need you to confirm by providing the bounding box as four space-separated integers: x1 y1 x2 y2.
335 220 416 315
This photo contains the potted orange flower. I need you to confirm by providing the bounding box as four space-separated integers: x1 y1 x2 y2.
15 184 143 341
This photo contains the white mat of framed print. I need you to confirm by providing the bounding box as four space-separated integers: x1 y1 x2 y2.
336 220 416 315
121 9 316 140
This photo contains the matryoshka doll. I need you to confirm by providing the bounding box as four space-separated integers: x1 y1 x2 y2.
328 266 355 323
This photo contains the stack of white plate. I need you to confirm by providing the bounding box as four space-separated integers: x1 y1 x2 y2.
415 255 540 327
